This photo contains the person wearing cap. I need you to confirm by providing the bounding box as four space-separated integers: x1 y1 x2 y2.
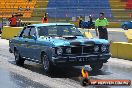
42 13 48 23
89 15 92 24
95 12 109 40
88 15 93 28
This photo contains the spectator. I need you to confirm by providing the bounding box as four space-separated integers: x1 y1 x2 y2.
17 19 22 27
95 12 109 40
18 7 22 11
89 15 92 24
25 6 30 11
88 15 93 28
8 15 17 27
42 13 48 23
78 15 83 28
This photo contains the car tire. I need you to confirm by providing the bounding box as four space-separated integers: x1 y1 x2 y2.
91 26 95 29
91 23 95 29
14 50 24 66
90 63 103 71
41 53 54 74
80 78 87 86
123 25 128 30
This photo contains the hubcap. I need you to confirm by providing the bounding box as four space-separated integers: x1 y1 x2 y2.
14 51 19 61
123 25 127 30
42 55 49 71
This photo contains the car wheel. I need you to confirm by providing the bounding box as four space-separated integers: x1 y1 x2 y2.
90 63 103 71
91 26 95 29
80 78 88 86
42 54 54 74
123 25 128 30
14 50 24 66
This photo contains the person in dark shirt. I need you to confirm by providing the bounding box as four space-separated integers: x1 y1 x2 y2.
95 12 109 40
89 15 92 24
89 15 93 28
78 15 83 28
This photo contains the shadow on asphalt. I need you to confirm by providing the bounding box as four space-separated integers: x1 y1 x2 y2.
9 60 111 79
9 60 112 88
9 72 50 88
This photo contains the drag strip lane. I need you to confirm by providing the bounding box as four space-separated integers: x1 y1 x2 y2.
0 38 132 88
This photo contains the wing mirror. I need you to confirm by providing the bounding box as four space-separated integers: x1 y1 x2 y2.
31 35 37 40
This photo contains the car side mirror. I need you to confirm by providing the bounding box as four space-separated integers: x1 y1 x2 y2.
31 35 37 40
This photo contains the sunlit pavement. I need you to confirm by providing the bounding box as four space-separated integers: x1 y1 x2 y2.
0 29 132 88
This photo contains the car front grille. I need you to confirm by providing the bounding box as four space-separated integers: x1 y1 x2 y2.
64 45 94 55
83 46 94 53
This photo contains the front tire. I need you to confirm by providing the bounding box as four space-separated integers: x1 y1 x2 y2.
41 54 54 74
90 63 103 71
14 50 24 66
80 78 91 86
123 25 128 30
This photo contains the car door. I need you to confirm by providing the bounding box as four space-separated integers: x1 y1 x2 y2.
126 21 132 28
130 21 132 28
18 26 31 57
25 26 39 60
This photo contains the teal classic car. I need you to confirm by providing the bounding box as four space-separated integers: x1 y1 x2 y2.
9 23 111 73
121 21 132 30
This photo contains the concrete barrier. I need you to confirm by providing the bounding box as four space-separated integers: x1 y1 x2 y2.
1 26 22 39
110 42 132 60
107 22 121 28
1 26 93 39
110 42 119 58
125 29 132 43
118 43 132 60
83 32 93 38
70 22 121 28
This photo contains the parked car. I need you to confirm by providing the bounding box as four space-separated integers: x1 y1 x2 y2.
0 23 2 34
9 23 111 73
121 21 132 30
0 28 2 34
81 21 95 29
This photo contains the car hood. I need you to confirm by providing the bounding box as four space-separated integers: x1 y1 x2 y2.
121 21 131 25
38 36 109 47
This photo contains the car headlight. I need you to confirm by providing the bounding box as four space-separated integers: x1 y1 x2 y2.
94 46 99 52
51 48 55 55
57 47 63 55
101 45 107 52
66 48 71 54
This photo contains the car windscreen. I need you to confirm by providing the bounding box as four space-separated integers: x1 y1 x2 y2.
37 25 82 37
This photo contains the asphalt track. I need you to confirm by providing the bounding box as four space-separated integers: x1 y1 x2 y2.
0 28 132 88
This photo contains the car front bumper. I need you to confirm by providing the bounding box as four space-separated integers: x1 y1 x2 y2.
52 53 111 66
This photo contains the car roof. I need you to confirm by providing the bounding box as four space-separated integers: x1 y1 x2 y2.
28 23 74 27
